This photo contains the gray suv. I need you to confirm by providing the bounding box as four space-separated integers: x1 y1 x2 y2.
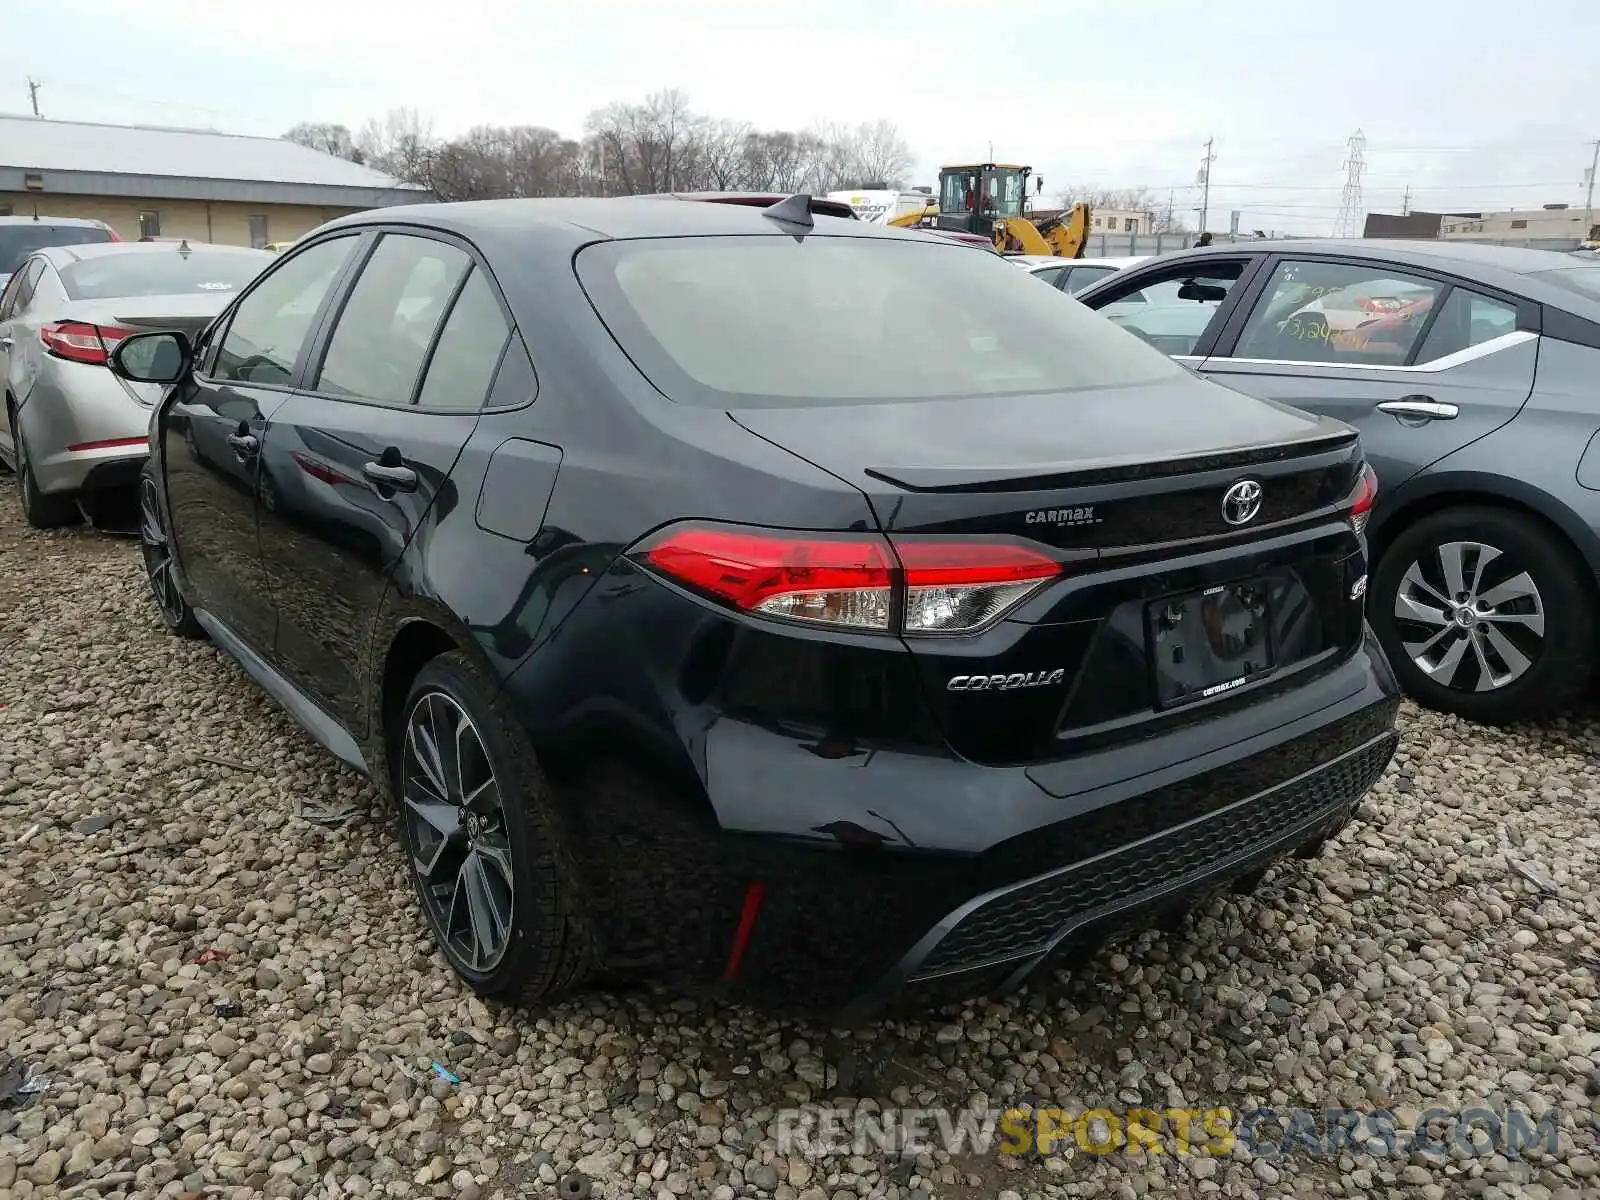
1076 240 1600 724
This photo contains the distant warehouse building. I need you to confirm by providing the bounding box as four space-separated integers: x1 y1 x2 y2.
0 114 430 248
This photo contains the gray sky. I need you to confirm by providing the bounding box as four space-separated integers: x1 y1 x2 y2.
5 0 1597 234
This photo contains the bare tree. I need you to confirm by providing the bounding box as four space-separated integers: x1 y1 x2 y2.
283 122 364 163
845 119 914 188
325 92 922 202
355 108 435 184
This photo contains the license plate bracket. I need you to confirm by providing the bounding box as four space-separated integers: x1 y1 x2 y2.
1146 578 1275 709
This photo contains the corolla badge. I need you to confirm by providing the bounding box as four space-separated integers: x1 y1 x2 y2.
1221 479 1264 526
947 669 1066 692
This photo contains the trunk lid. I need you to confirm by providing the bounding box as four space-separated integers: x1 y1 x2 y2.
730 375 1370 765
64 294 227 406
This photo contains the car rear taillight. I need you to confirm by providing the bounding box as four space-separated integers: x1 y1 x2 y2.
633 523 1063 635
896 539 1060 634
40 321 136 365
1349 462 1378 535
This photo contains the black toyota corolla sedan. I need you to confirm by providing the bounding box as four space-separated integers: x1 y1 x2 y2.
108 195 1400 1017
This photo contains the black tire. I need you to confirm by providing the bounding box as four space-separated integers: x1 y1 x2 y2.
1370 506 1596 724
391 651 594 1001
137 463 205 639
11 411 77 529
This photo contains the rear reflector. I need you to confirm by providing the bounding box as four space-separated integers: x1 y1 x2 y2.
633 522 1063 635
67 435 146 453
40 321 137 366
1349 462 1378 535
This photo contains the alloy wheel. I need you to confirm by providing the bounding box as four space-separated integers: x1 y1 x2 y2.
139 475 186 624
402 691 516 973
1393 539 1545 692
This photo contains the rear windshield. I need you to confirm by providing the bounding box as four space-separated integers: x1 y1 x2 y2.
60 250 267 300
1530 264 1600 303
0 224 113 274
575 235 1182 407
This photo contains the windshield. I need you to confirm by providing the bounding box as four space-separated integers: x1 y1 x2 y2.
61 250 267 300
1530 264 1600 303
0 224 114 274
576 235 1183 408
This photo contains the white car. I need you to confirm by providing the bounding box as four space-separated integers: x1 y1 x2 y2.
1017 255 1148 295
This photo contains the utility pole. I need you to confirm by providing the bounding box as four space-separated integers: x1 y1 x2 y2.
1197 137 1216 234
1584 138 1599 239
1164 189 1175 233
26 77 41 118
1401 184 1412 216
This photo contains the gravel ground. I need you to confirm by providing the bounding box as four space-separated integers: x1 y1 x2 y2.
1 483 1598 1200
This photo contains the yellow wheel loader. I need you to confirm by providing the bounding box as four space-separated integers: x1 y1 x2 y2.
914 162 1092 257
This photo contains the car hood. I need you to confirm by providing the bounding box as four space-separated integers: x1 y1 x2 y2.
728 372 1350 492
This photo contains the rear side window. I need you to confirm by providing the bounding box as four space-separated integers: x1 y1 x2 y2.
415 266 512 410
317 234 470 405
0 224 113 275
1233 260 1443 365
61 249 267 299
1414 289 1519 363
576 236 1180 407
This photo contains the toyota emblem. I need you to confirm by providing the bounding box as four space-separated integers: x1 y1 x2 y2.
1221 479 1263 526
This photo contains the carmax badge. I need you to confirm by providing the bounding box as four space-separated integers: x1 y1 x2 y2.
947 669 1067 692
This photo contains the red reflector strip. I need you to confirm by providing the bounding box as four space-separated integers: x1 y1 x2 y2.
67 436 147 452
720 881 767 981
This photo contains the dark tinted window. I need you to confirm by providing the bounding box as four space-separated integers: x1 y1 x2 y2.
576 236 1180 407
1233 260 1441 365
1067 265 1117 293
214 237 355 386
0 224 113 275
1030 265 1066 287
61 249 269 300
415 267 512 410
317 234 470 404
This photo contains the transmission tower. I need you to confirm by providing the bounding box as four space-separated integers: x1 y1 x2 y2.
1332 129 1367 238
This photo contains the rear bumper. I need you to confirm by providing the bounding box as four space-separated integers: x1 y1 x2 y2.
841 726 1393 1019
571 630 1401 1016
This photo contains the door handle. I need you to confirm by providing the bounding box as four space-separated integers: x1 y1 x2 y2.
0 336 12 349
1378 397 1459 421
226 432 260 457
362 460 418 492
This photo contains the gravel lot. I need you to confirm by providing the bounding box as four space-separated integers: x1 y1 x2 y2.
1 484 1597 1200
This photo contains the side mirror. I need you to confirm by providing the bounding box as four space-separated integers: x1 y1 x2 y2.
109 330 192 384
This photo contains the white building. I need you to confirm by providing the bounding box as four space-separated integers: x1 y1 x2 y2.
1090 207 1153 235
1439 203 1598 244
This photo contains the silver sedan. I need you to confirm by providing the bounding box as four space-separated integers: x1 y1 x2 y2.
0 240 273 527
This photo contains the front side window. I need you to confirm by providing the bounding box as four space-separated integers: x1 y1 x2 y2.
576 235 1182 408
1030 265 1066 288
316 234 471 405
213 236 356 386
1233 260 1443 365
1091 262 1247 356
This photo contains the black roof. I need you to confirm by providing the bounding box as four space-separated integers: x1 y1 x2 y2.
319 196 922 247
1140 238 1600 319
